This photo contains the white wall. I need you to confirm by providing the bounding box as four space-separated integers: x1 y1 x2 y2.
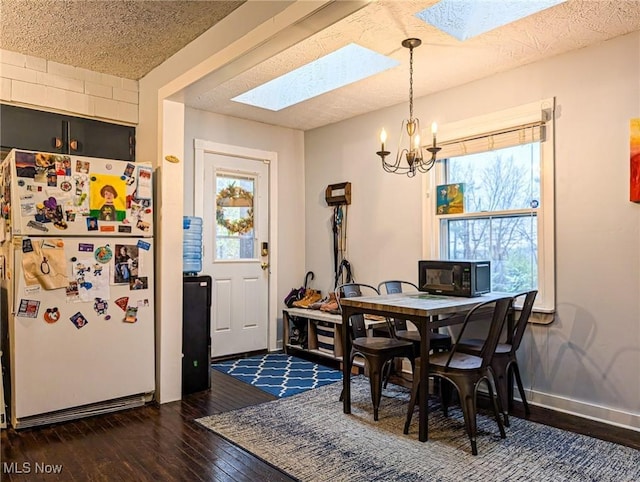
137 0 366 403
0 49 138 124
184 108 306 341
305 32 640 430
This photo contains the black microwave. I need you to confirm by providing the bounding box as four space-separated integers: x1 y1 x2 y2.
418 260 491 297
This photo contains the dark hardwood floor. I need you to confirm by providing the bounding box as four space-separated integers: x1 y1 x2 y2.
1 370 296 482
2 359 639 481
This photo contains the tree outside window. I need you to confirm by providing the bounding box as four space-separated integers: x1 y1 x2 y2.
442 143 540 293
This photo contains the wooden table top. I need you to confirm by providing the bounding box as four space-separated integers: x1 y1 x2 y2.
340 291 512 318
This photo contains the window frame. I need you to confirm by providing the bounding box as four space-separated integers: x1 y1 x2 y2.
422 98 556 313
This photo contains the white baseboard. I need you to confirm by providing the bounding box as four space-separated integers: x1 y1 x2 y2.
525 388 640 433
399 361 639 433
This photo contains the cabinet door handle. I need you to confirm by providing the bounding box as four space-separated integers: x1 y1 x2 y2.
52 137 63 149
69 139 78 151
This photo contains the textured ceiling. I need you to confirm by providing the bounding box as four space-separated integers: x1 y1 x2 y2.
1 0 639 131
0 0 245 80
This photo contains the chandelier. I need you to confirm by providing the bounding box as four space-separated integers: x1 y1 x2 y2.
376 38 440 177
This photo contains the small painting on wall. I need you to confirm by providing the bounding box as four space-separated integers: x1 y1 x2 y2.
631 118 640 203
436 183 465 214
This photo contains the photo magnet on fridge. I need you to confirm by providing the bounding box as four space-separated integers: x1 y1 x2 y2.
70 311 88 329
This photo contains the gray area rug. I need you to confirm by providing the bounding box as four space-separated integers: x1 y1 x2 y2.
197 376 640 482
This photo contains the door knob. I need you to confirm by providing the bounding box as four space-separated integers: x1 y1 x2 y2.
261 262 270 271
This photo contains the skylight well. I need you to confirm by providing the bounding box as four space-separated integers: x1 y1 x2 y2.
231 43 399 111
416 0 567 41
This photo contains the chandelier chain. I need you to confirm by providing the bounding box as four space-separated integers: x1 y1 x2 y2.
409 45 414 121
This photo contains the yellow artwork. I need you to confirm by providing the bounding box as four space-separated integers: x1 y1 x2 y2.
89 173 126 222
436 183 465 214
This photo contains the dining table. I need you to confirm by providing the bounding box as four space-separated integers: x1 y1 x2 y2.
340 291 512 442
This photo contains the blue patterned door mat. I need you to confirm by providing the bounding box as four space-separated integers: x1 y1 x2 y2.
211 353 342 398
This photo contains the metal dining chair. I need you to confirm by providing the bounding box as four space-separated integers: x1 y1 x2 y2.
336 282 415 421
456 290 538 426
377 280 453 353
404 296 513 455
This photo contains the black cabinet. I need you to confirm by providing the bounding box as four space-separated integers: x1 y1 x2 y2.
0 104 135 161
182 276 212 396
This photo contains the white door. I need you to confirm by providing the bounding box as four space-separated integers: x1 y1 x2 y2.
200 152 269 357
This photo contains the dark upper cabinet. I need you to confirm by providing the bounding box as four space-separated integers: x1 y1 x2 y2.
0 104 135 161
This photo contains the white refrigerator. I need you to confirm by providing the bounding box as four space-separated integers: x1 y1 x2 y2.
0 149 155 428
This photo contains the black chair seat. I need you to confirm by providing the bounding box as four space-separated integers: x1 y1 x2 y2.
353 336 413 353
458 338 511 354
396 330 452 351
429 351 484 370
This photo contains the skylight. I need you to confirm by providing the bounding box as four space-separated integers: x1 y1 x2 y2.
416 0 567 41
231 43 399 111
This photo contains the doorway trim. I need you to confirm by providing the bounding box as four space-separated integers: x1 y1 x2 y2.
193 138 279 352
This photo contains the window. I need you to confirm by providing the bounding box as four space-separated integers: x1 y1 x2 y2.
215 173 256 260
424 99 555 312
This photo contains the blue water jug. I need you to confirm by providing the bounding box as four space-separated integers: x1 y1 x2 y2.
183 216 203 275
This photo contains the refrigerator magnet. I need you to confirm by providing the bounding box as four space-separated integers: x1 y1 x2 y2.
15 151 37 178
93 298 108 315
129 276 148 290
17 299 40 318
87 217 99 231
70 312 88 329
136 166 152 200
137 240 150 251
22 238 34 253
47 169 57 187
76 160 90 174
27 220 49 232
78 243 94 252
115 297 129 311
123 163 135 178
136 220 150 232
43 307 60 324
94 245 112 263
66 281 79 301
124 306 138 323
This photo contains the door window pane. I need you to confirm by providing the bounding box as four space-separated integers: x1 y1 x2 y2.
215 174 255 260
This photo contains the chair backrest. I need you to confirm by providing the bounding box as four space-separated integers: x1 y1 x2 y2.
446 296 513 369
377 280 419 333
377 280 419 295
508 290 537 353
335 283 380 340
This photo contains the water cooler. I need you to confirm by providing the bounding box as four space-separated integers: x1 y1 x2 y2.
182 217 212 395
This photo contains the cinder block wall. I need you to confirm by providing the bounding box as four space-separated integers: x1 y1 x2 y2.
0 49 138 124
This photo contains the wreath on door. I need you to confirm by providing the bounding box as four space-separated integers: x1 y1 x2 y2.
216 183 254 235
